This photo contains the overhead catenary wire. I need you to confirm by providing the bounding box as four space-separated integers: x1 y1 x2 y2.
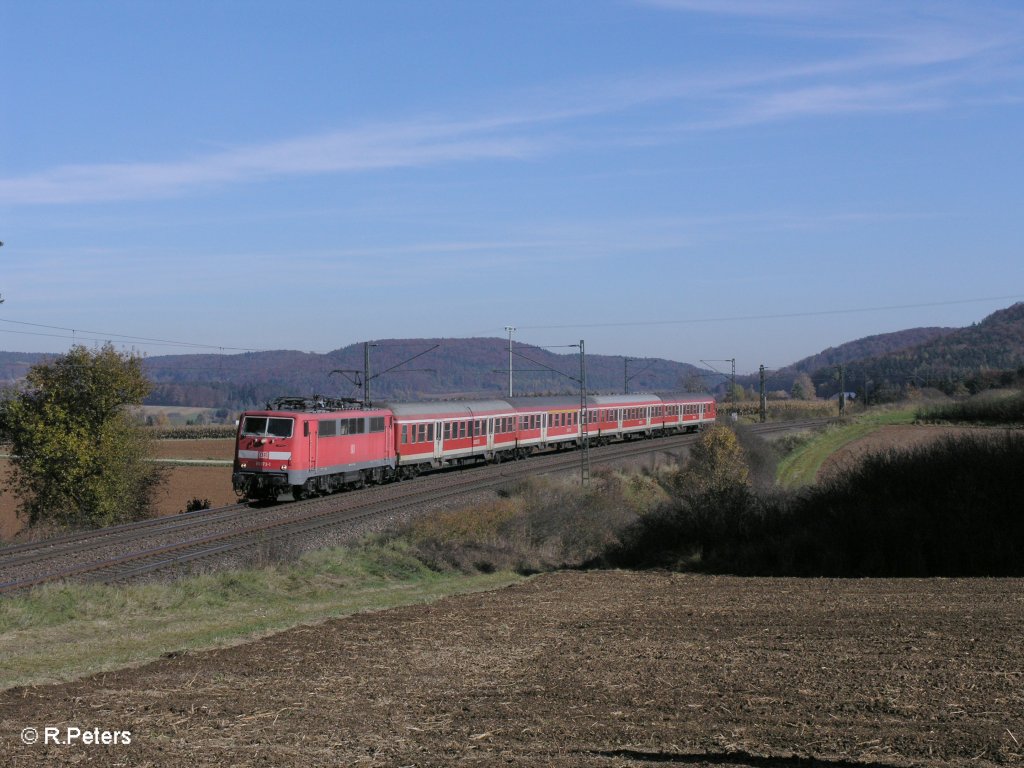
0 318 260 352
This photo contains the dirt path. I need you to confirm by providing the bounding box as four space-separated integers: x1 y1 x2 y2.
3 570 1021 766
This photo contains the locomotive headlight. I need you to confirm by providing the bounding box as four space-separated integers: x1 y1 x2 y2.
240 462 248 468
281 464 288 470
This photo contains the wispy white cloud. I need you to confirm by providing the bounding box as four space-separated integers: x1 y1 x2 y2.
0 117 549 205
685 81 946 131
3 1 1021 207
614 3 1024 131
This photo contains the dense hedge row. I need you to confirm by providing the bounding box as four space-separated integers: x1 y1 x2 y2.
147 425 237 440
608 433 1024 577
917 390 1024 425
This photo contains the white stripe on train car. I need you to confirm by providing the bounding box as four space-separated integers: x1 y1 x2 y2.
238 450 293 460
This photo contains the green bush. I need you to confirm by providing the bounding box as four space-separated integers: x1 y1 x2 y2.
0 345 164 528
917 390 1024 425
390 473 660 575
607 433 1024 577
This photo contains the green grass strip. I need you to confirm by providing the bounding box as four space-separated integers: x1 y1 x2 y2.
0 541 520 691
776 407 917 489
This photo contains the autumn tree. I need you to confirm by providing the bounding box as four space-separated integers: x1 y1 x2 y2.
791 372 816 400
679 425 749 495
616 425 755 568
682 374 707 393
726 382 746 402
0 344 163 529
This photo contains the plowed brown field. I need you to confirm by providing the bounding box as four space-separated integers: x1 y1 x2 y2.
3 571 1021 767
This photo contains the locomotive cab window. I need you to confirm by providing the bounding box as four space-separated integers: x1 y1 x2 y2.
241 417 267 435
241 417 294 438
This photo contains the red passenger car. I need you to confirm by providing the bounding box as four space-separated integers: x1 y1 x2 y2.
660 394 716 431
387 400 518 475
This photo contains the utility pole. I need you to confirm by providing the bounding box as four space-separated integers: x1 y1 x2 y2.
579 339 590 485
363 342 377 406
701 358 737 400
759 365 767 423
838 364 846 417
505 326 516 397
333 342 436 408
624 356 658 395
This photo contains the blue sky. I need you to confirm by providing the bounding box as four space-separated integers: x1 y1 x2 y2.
1 0 1022 373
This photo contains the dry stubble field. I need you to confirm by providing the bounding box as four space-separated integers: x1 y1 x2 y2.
2 428 1022 766
2 571 1022 766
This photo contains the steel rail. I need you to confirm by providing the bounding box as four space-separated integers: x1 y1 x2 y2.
0 418 830 593
0 431 700 592
87 429 717 585
0 503 256 569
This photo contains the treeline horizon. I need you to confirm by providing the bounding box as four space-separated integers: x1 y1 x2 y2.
3 301 1023 410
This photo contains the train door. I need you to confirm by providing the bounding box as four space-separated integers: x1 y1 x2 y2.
305 419 317 472
486 418 494 453
433 421 443 461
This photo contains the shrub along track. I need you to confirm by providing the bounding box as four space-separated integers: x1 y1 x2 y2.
0 420 826 593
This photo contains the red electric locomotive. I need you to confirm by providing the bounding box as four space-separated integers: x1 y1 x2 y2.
233 396 395 501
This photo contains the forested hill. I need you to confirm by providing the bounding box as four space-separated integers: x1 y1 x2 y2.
808 302 1024 398
788 327 957 375
138 338 712 409
0 352 47 383
4 302 1023 407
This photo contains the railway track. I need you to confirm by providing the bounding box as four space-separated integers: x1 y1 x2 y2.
0 418 829 594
